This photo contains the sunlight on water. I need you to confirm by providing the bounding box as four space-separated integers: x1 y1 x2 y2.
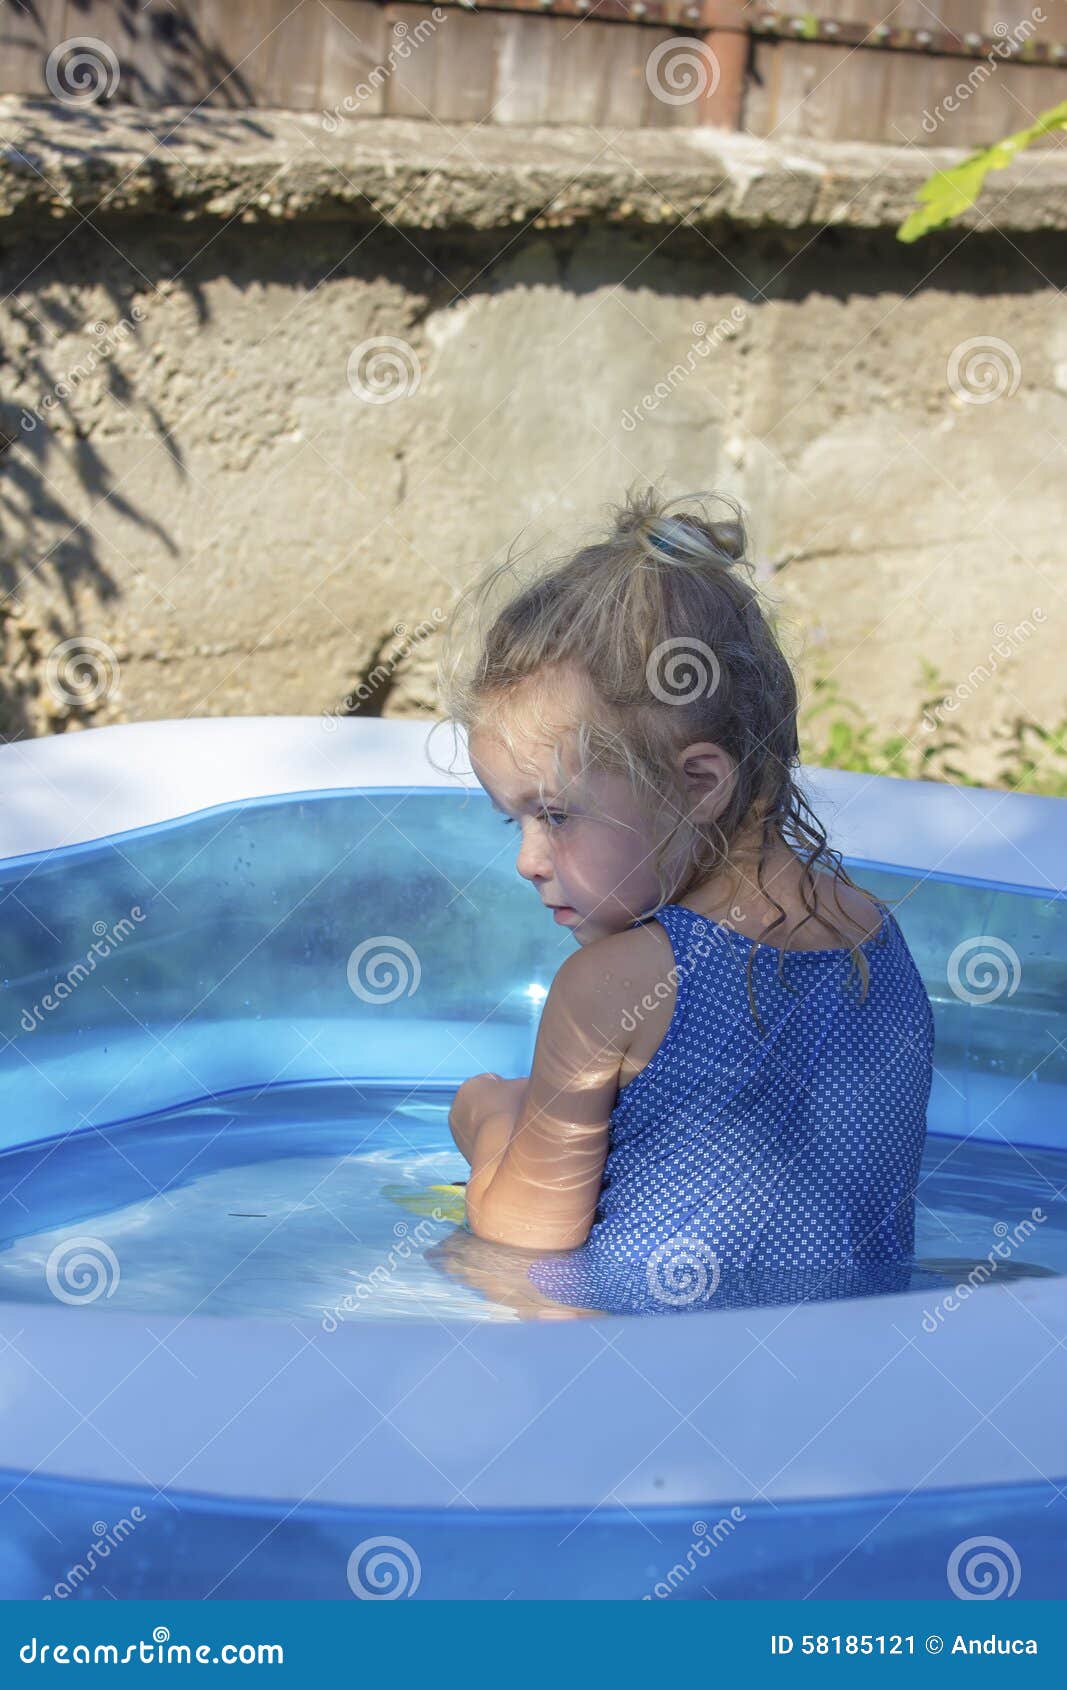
0 1082 1063 1324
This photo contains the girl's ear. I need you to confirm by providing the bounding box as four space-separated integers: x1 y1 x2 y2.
677 741 736 823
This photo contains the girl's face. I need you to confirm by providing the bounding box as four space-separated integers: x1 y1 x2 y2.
468 689 667 946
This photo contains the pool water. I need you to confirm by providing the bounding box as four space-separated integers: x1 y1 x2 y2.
0 1081 1062 1324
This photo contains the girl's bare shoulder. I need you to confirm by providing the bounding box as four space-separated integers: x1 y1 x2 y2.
564 921 677 1009
682 869 885 952
802 874 886 948
561 922 678 1078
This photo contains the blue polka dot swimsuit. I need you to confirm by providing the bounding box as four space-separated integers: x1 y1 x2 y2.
526 897 936 1315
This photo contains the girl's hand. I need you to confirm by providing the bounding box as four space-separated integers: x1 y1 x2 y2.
424 1228 599 1320
448 1073 503 1160
448 1074 490 1158
449 1074 528 1162
494 1077 530 1111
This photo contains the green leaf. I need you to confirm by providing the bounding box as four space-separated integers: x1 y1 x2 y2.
898 99 1067 242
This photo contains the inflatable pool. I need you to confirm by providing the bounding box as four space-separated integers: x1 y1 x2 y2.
0 717 1063 1599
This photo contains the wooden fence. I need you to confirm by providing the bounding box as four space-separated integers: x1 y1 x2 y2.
2 0 1067 145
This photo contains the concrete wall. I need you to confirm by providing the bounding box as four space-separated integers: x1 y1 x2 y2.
2 102 1065 784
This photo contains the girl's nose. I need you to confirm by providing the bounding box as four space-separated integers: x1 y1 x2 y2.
515 820 551 882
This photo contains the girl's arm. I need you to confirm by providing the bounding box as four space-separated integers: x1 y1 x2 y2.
462 945 628 1253
449 1075 527 1163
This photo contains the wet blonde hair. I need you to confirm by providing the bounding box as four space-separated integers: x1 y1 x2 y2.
432 483 880 1033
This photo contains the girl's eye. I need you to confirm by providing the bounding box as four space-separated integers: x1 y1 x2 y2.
498 812 569 829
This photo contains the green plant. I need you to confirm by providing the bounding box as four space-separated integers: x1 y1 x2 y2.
799 665 1067 796
802 675 914 777
994 716 1067 798
897 99 1067 242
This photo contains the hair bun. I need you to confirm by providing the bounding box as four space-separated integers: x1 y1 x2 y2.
705 518 745 562
648 513 746 568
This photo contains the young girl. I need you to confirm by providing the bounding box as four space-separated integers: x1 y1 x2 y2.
435 485 935 1314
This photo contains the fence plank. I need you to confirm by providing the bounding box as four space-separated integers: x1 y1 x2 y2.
493 15 553 124
879 38 1067 149
137 1 224 108
61 0 158 108
430 7 497 123
260 0 326 109
0 0 67 97
642 30 725 128
164 0 245 108
740 28 780 141
746 12 1067 148
382 3 438 118
192 0 325 110
552 17 611 127
786 41 890 143
965 0 1067 149
600 23 655 127
995 62 1067 144
319 0 389 119
3 0 1067 137
194 0 295 109
194 0 273 107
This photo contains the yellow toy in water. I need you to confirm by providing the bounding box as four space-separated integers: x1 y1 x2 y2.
381 1181 468 1226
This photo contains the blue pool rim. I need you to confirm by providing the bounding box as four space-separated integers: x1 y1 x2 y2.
0 775 1063 908
0 717 1063 1552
